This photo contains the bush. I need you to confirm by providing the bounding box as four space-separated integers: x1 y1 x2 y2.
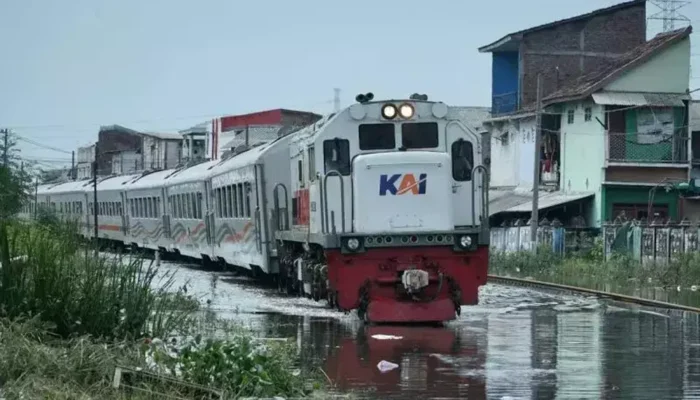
0 220 195 340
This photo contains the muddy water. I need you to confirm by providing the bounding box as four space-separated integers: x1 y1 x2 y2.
153 261 700 400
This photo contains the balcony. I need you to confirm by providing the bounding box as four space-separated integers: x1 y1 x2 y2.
491 92 518 116
606 132 689 165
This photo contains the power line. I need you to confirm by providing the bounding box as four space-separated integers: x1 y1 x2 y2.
14 134 73 154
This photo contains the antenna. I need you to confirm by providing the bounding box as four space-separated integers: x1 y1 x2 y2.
333 88 341 113
649 0 691 32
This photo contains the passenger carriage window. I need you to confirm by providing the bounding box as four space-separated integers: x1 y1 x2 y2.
307 146 316 181
323 139 351 176
297 160 303 184
188 193 194 219
155 198 160 217
244 182 251 217
237 183 244 218
196 193 203 219
451 139 474 182
401 122 439 149
359 123 395 150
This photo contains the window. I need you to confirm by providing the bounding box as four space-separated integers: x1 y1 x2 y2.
359 123 395 150
584 107 592 122
308 146 316 181
237 183 244 217
401 122 439 149
244 182 251 217
323 139 351 175
297 160 303 183
567 109 574 124
612 203 668 220
451 139 474 182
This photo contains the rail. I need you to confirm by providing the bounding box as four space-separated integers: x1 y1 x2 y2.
272 183 289 231
322 170 346 234
488 275 700 313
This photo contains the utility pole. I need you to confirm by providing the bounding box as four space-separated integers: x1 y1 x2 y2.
71 151 75 180
531 74 543 251
92 142 99 241
333 88 341 113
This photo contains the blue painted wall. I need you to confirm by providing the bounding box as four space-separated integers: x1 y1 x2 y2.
491 51 519 115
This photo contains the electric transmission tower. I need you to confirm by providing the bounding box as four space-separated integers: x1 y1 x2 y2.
649 0 691 32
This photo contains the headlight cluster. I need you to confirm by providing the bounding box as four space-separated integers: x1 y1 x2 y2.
381 103 414 120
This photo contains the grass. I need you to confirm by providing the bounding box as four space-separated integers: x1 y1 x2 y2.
0 217 326 399
489 238 700 305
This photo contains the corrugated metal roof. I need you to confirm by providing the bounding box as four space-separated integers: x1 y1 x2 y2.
503 191 594 213
489 189 532 216
592 92 687 107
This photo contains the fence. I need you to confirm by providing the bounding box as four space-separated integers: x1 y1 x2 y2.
490 218 598 256
602 218 700 265
606 132 689 164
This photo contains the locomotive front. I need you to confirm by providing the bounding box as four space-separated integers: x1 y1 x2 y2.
278 93 489 324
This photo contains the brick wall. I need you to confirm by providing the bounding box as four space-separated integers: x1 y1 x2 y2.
519 3 646 107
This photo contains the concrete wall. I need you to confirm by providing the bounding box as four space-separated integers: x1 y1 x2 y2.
488 117 536 189
112 151 141 175
96 129 141 176
142 136 181 170
604 38 691 94
560 100 606 226
519 2 646 108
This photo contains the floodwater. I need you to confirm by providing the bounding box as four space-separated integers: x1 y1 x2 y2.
151 260 700 400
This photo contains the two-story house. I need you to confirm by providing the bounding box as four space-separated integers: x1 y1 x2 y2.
479 0 660 226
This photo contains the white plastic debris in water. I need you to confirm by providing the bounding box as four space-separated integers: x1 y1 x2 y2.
371 334 403 340
377 360 399 372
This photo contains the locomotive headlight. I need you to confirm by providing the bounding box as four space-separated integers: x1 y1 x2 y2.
399 103 414 119
381 104 397 120
459 235 472 248
346 238 360 251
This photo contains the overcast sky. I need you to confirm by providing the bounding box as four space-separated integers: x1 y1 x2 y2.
1 0 697 169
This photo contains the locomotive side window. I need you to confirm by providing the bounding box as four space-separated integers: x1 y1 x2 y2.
359 124 395 150
323 139 350 175
451 139 474 182
401 122 439 149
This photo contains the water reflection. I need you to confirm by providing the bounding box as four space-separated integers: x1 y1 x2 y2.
253 307 700 399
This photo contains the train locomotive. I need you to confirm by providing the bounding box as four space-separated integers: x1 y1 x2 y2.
21 93 490 324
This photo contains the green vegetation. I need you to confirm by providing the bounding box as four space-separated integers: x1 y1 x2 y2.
0 219 324 398
0 142 325 398
490 238 700 305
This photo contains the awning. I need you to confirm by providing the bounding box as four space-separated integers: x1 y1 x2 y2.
489 189 533 216
500 191 594 213
592 92 687 107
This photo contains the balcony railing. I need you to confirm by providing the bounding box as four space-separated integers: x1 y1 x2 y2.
606 132 689 164
491 92 518 116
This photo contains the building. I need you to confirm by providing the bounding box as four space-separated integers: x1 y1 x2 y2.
179 122 208 165
480 0 646 116
76 144 95 179
210 109 322 159
95 125 183 176
487 25 694 227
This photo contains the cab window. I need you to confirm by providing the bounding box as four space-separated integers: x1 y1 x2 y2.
359 123 395 150
401 122 438 149
451 139 473 181
323 138 351 176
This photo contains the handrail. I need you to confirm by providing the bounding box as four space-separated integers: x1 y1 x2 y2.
272 183 289 231
323 170 345 234
471 165 489 230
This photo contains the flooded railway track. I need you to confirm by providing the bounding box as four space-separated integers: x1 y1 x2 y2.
488 274 700 314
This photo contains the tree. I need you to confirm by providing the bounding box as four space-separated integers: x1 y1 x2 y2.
0 130 33 220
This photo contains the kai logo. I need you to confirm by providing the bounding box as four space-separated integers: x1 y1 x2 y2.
379 173 427 196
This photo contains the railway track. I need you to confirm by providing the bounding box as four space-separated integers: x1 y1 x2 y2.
488 275 700 314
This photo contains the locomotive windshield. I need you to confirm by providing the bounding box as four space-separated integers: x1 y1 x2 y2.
358 123 395 150
401 122 438 149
